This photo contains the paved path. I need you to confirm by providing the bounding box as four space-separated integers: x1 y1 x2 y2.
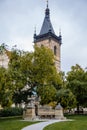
22 119 65 130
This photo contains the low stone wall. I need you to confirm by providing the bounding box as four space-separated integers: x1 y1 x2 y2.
23 103 66 120
38 107 55 118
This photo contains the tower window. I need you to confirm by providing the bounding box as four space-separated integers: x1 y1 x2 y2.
54 46 57 55
41 44 43 47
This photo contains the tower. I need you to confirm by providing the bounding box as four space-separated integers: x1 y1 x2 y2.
34 1 62 72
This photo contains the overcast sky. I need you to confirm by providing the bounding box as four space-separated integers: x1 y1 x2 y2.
0 0 87 72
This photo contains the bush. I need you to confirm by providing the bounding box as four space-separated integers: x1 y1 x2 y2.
0 107 23 117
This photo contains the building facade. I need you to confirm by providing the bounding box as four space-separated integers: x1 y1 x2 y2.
0 46 10 69
34 2 62 71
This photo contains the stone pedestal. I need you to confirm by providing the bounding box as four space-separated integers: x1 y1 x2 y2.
55 103 66 120
23 106 36 120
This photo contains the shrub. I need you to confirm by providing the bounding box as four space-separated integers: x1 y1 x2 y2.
0 107 23 117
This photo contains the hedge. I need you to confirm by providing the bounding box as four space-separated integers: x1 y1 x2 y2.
0 107 23 117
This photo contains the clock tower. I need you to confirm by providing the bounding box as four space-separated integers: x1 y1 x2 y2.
34 1 62 71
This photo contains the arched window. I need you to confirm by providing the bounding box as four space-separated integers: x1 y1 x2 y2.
54 46 57 55
41 44 44 47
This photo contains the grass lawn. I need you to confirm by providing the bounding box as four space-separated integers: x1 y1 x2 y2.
0 117 39 130
43 115 87 130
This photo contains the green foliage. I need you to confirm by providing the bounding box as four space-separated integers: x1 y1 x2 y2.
0 67 13 107
8 46 62 105
0 45 62 107
1 44 87 111
33 46 61 85
0 107 23 117
8 49 25 90
33 46 62 104
8 50 28 105
19 52 35 96
56 88 76 109
59 71 66 88
0 43 8 55
66 64 87 109
37 85 57 105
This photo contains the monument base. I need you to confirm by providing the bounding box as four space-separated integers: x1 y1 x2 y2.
23 106 36 120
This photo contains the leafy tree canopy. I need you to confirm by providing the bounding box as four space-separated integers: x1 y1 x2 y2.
56 88 76 109
66 64 87 109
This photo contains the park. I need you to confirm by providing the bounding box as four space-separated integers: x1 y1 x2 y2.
0 0 87 130
0 43 87 130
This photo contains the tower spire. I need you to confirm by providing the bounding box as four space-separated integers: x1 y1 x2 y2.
46 0 48 8
59 28 62 44
34 26 36 40
39 0 55 35
45 0 50 18
34 26 36 35
59 28 61 36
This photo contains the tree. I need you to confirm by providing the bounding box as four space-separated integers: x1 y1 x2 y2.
38 85 57 105
8 46 62 106
8 49 26 105
17 51 35 104
66 64 87 112
33 46 62 88
0 67 13 107
59 71 67 88
56 88 76 109
8 49 37 105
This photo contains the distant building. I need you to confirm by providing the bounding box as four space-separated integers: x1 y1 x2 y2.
0 46 10 68
34 1 62 71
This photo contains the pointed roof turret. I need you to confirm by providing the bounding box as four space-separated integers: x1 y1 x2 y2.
33 26 37 40
34 1 62 45
39 0 55 35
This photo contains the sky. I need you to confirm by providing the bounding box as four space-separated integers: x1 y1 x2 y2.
0 0 87 72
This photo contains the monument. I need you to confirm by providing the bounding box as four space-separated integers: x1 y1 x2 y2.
55 103 66 120
23 96 36 120
23 99 66 120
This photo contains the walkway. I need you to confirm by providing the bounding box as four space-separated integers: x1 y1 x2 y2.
22 119 66 130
